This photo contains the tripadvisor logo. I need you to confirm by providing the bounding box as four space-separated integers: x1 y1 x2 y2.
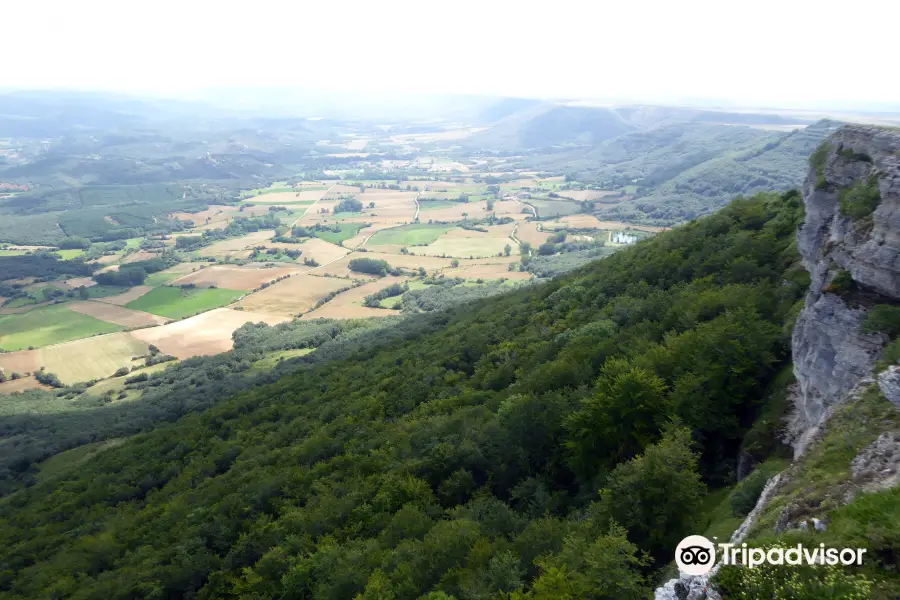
675 535 868 576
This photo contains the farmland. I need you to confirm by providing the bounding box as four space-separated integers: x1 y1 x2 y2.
125 286 243 319
131 308 289 358
235 274 349 316
36 332 151 384
0 114 681 398
0 305 123 351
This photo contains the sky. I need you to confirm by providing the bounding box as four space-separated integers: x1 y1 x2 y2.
4 0 900 110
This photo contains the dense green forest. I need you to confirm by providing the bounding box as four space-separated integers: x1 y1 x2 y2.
0 190 812 598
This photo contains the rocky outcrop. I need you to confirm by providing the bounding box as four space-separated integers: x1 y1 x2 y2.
879 365 900 407
791 125 900 454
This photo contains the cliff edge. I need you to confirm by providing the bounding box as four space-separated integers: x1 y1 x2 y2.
791 125 900 454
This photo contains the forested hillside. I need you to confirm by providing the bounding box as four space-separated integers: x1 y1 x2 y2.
0 191 809 599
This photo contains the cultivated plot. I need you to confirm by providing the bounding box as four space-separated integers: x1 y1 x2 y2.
68 301 170 328
131 307 289 358
96 285 155 306
0 305 123 351
125 286 243 319
38 332 151 384
194 231 275 258
235 274 350 316
0 376 50 395
300 276 407 320
169 265 302 290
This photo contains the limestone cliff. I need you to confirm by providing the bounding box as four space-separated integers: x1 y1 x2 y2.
790 125 900 454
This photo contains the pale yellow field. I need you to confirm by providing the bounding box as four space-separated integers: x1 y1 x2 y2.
420 199 520 222
171 205 245 226
416 236 514 259
64 277 96 288
96 285 155 306
409 224 518 259
67 301 170 328
121 251 159 264
554 215 670 232
244 190 326 204
345 138 369 150
301 304 400 320
131 308 289 359
294 238 350 264
38 332 152 384
300 276 407 320
170 265 303 290
442 264 533 281
195 230 275 258
324 184 363 196
514 221 551 246
342 190 418 223
235 274 350 316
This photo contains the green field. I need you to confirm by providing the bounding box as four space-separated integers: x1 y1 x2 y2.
249 348 314 373
0 305 123 351
0 249 28 257
125 286 242 319
36 438 128 484
55 249 85 260
124 237 145 249
530 199 583 218
313 223 366 245
368 223 453 246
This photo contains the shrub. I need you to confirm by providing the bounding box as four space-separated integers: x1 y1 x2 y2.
125 373 149 384
34 370 63 388
716 554 873 599
862 304 900 337
823 270 854 296
349 257 391 276
113 367 131 378
730 467 770 517
334 198 363 213
839 176 881 221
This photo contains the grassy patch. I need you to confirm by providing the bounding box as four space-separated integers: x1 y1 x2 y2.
368 224 453 246
839 176 881 221
36 438 128 484
54 249 85 260
700 459 790 544
144 270 189 286
0 305 123 350
248 348 314 373
313 223 366 245
0 249 28 257
749 386 900 538
125 286 242 319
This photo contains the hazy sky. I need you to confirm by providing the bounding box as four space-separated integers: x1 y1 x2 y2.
5 0 899 108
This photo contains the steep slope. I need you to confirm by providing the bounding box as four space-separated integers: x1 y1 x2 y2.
791 125 900 451
595 120 843 223
0 192 808 599
466 105 638 150
658 125 900 600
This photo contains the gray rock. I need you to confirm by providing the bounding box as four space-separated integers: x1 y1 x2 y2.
813 518 828 532
878 365 900 408
791 125 900 451
850 431 900 493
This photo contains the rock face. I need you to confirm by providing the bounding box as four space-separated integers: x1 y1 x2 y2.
879 365 900 408
791 125 900 453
